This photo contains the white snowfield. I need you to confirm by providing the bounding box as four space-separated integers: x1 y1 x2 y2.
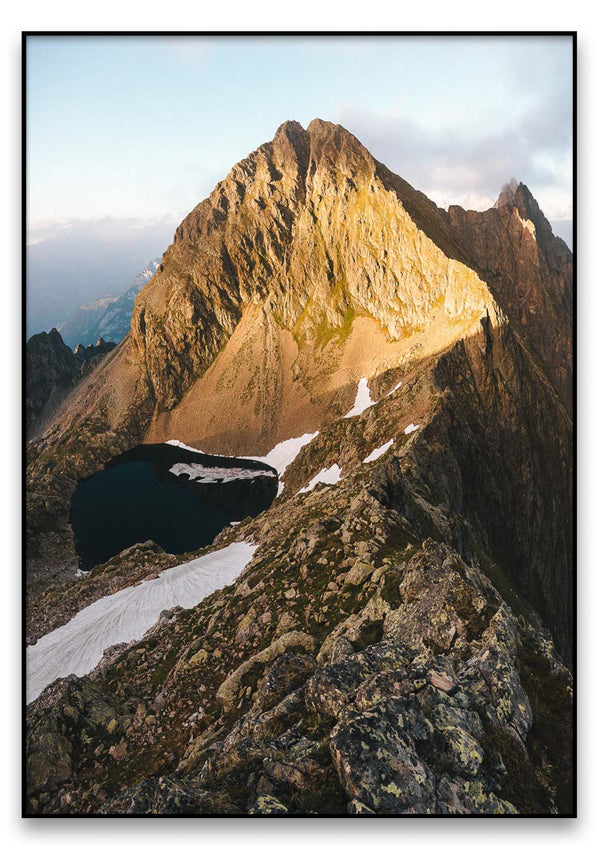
363 439 395 463
404 423 420 434
343 376 401 419
298 463 342 493
26 541 257 705
344 378 375 418
169 462 276 484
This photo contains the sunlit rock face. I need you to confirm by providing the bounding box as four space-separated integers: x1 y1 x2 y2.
130 119 499 420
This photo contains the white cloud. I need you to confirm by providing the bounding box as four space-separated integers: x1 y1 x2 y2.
338 88 573 222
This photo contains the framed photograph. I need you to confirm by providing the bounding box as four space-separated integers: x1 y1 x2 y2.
24 32 574 817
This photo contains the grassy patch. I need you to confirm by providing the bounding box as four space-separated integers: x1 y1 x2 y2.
314 305 356 349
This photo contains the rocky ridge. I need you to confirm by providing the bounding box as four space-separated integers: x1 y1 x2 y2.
25 329 116 438
26 475 572 815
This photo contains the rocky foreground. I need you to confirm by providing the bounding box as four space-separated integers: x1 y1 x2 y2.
26 468 572 815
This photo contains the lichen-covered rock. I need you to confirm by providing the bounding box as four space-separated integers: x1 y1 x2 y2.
216 631 318 710
250 795 289 815
436 775 517 815
26 530 572 816
101 776 239 815
255 652 316 711
330 701 436 814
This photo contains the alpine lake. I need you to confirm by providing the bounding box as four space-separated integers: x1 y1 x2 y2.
70 443 278 570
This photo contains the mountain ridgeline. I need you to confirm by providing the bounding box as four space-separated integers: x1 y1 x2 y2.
25 329 116 437
59 259 161 349
26 120 573 816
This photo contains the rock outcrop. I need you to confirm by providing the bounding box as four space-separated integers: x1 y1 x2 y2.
26 329 79 435
25 120 573 815
25 328 115 437
448 180 572 413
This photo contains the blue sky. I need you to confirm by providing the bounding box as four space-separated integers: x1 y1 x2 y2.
27 34 573 234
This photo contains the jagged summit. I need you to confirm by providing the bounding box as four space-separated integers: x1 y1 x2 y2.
25 328 115 437
215 118 376 210
493 178 545 225
494 177 520 208
134 120 569 426
273 117 365 147
273 118 305 138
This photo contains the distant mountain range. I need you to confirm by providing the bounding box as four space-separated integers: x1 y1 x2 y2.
58 259 161 348
26 217 173 337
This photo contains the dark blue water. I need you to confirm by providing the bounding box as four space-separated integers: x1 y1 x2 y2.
70 443 277 570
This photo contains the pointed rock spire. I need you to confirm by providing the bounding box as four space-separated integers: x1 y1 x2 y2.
494 178 520 209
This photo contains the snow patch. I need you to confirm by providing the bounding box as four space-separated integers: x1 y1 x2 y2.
344 378 375 418
245 431 320 495
517 210 537 238
166 439 205 455
404 423 420 435
386 380 403 396
26 541 257 704
298 464 342 494
169 463 276 484
245 431 319 475
363 439 394 464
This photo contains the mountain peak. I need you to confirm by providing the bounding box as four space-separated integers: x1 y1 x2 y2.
272 118 368 164
273 119 306 139
307 117 337 132
138 124 570 423
494 178 520 209
493 178 551 239
494 178 540 217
